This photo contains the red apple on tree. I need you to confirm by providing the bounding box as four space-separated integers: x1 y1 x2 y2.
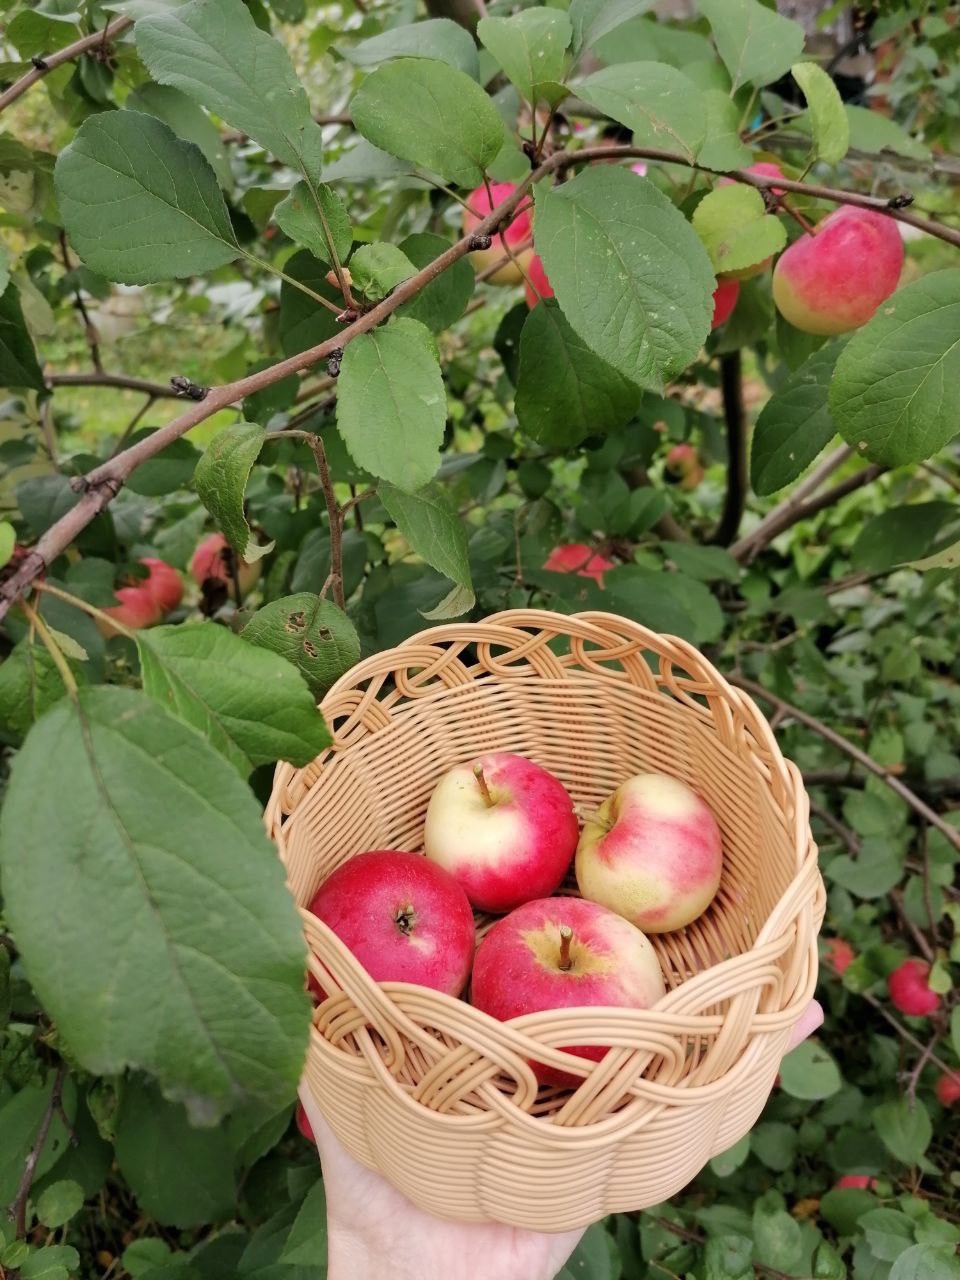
471 896 666 1087
423 752 578 913
772 206 904 335
711 279 740 329
823 937 855 975
463 182 533 286
664 443 704 492
887 957 940 1017
524 254 554 309
543 543 614 587
307 850 475 997
576 772 723 934
98 557 182 635
190 532 261 599
935 1072 960 1107
140 556 183 615
835 1174 877 1190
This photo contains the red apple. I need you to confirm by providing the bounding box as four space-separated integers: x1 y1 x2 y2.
307 850 475 997
140 556 183 615
543 543 614 587
772 206 904 335
835 1174 877 1190
98 557 185 635
575 772 723 934
887 958 940 1017
295 1101 315 1142
463 182 533 285
935 1072 960 1107
190 532 261 598
823 937 855 976
471 896 666 1087
524 254 554 309
711 279 740 329
423 752 578 914
664 443 704 492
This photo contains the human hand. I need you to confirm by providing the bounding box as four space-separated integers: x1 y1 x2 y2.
301 999 824 1280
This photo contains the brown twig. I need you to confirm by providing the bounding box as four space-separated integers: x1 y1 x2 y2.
0 15 133 114
8 1065 66 1236
890 889 936 963
858 990 956 1078
58 231 103 372
708 351 747 546
306 434 345 610
730 444 853 562
905 1029 941 1105
731 675 960 853
45 372 184 399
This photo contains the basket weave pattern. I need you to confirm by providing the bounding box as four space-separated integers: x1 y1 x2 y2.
267 610 824 1230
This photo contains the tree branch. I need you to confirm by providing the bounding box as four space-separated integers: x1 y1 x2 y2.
730 674 960 853
708 350 747 546
45 372 185 399
7 1065 66 1237
0 16 133 115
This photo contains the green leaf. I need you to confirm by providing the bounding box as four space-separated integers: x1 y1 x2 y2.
951 1006 960 1058
699 0 805 91
844 105 931 162
791 61 849 165
829 270 960 467
116 1079 236 1227
342 18 479 79
0 284 45 390
136 0 323 175
55 112 238 285
336 317 446 491
0 945 9 1032
873 1097 932 1165
380 480 474 603
709 1133 750 1177
280 1178 328 1266
515 300 641 448
242 593 360 696
827 840 903 899
820 1187 876 1236
751 1122 797 1171
350 242 416 302
138 624 331 776
692 185 786 276
19 1246 80 1280
0 520 15 569
556 1223 613 1280
273 182 352 266
0 687 310 1124
0 243 10 298
420 582 475 621
397 233 474 332
889 1245 960 1280
350 58 504 187
703 1234 753 1280
279 250 341 357
779 1040 842 1100
862 1209 917 1262
908 538 960 572
36 1181 85 1229
699 89 754 169
0 1080 76 1206
0 640 73 736
752 1197 803 1273
122 1240 174 1277
852 502 956 573
477 9 572 108
751 342 841 494
193 422 273 562
125 83 234 192
579 61 706 164
535 167 714 390
661 542 741 582
569 0 656 57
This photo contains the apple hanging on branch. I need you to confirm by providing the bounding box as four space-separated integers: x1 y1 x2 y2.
463 182 533 286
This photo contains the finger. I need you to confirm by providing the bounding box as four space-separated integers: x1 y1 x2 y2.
786 999 823 1052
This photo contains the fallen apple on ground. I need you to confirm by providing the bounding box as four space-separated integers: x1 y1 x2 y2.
576 772 723 934
463 182 533 285
424 752 578 913
307 850 475 997
471 895 666 1086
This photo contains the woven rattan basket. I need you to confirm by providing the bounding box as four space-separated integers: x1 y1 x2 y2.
266 610 824 1231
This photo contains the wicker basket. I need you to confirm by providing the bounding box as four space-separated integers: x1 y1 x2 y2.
266 610 823 1231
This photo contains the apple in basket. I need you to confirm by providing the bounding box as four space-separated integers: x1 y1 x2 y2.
471 896 666 1087
423 752 579 913
576 773 723 933
307 850 475 997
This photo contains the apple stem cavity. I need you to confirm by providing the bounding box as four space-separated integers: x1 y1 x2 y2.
394 904 416 936
558 925 573 972
473 763 495 808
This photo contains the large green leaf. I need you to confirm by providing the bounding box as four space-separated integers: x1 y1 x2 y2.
844 105 930 162
273 181 352 266
242 593 360 696
699 0 805 91
751 342 841 495
829 270 960 466
0 640 77 735
851 502 957 573
0 282 46 390
279 250 341 357
888 1245 960 1280
515 300 641 447
115 1079 236 1227
873 1097 932 1165
699 88 754 169
54 112 238 284
125 83 234 192
0 1079 77 1205
535 167 714 389
778 1041 843 1100
350 57 504 187
397 233 474 332
692 185 786 276
280 1178 329 1266
556 1222 613 1280
341 17 479 79
792 61 849 166
569 0 656 56
380 480 474 604
193 422 273 562
336 317 446 491
138 624 331 776
0 687 310 1124
136 0 324 174
579 61 706 163
477 9 572 108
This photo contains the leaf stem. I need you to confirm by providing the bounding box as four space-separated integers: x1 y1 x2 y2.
20 597 78 700
33 578 137 639
7 1065 67 1237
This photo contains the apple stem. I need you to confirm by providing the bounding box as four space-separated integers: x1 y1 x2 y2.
558 925 573 972
473 763 495 808
394 904 415 935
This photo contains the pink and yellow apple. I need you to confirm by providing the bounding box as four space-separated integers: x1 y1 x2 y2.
190 532 261 598
470 896 666 1086
711 279 740 329
98 556 182 635
575 773 723 934
307 849 475 997
423 752 578 914
140 556 183 615
463 182 533 285
772 206 904 335
524 254 554 309
664 443 704 492
543 543 614 587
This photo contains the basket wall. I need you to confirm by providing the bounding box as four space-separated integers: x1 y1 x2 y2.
267 610 824 1230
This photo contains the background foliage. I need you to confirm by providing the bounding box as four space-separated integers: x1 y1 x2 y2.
1 0 959 1277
